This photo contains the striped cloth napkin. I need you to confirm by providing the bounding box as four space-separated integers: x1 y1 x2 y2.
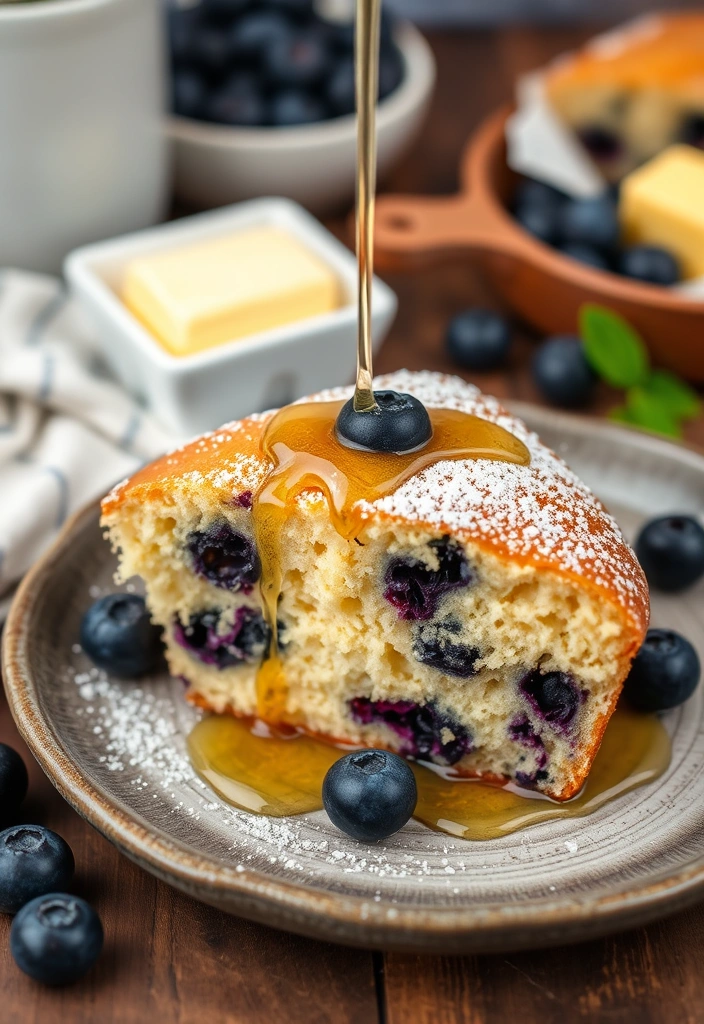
0 270 176 619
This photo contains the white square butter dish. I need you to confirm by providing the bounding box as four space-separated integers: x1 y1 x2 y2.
65 198 397 435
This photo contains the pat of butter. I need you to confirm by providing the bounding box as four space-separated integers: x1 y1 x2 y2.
620 145 704 279
123 227 341 356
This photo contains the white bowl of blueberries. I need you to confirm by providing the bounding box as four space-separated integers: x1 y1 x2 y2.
166 0 436 213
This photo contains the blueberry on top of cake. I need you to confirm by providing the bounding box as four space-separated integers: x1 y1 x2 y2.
102 371 648 801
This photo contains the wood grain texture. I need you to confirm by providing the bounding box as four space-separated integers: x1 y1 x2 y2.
0 692 379 1024
1 21 704 1024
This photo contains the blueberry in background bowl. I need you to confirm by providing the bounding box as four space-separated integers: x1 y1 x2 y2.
166 0 408 129
512 174 682 288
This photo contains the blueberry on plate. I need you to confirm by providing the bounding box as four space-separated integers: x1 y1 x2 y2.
532 335 596 408
0 825 75 915
559 242 611 271
619 245 680 286
0 744 28 823
263 32 331 88
623 628 701 712
559 195 620 251
172 70 207 119
11 894 103 986
270 89 326 127
635 515 704 592
80 593 163 678
323 750 417 842
445 308 512 371
336 390 432 454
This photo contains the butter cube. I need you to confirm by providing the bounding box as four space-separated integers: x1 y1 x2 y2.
620 145 704 279
123 226 341 356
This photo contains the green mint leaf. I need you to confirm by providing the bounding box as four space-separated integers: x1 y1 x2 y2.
579 304 650 388
623 386 683 438
641 370 701 421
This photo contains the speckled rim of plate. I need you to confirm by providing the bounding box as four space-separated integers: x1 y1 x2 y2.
3 403 704 954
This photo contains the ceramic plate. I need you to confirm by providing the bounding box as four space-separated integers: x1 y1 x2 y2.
3 405 704 953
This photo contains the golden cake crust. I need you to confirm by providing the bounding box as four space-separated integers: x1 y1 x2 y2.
545 14 704 99
103 371 649 659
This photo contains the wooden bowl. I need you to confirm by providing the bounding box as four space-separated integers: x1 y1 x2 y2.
374 106 704 382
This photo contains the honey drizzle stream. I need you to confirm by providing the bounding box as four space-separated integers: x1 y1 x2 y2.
353 0 381 413
253 400 530 719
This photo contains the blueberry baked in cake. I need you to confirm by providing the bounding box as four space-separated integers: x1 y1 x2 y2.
545 13 704 182
102 371 649 801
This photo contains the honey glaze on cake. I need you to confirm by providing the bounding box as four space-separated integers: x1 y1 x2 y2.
188 707 670 840
254 397 530 719
102 371 651 804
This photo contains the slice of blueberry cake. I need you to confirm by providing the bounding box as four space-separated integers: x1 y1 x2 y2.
101 371 649 801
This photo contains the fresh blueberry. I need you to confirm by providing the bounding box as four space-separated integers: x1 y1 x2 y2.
514 178 566 211
559 242 610 271
204 78 266 126
0 744 28 824
80 594 163 678
201 0 251 24
270 89 326 126
186 522 260 591
263 32 331 88
623 629 701 712
509 717 549 786
378 46 404 101
173 607 271 668
578 125 623 162
264 0 315 20
521 669 581 730
326 59 355 117
682 113 704 149
336 389 432 454
413 621 480 678
350 698 473 766
0 826 74 915
619 245 680 286
11 894 103 986
515 201 562 245
384 537 472 621
192 27 231 80
172 70 207 119
532 335 596 408
635 515 704 592
560 195 620 250
228 10 293 62
514 178 564 245
168 4 203 67
445 308 512 370
323 750 417 842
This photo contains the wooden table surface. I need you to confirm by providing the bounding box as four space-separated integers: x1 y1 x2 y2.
2 25 704 1024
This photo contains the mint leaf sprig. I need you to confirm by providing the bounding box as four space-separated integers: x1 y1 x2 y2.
578 304 701 439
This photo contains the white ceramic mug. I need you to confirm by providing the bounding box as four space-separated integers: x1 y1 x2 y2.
0 0 170 274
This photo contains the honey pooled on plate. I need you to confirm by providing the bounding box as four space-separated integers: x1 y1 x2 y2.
188 706 670 840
